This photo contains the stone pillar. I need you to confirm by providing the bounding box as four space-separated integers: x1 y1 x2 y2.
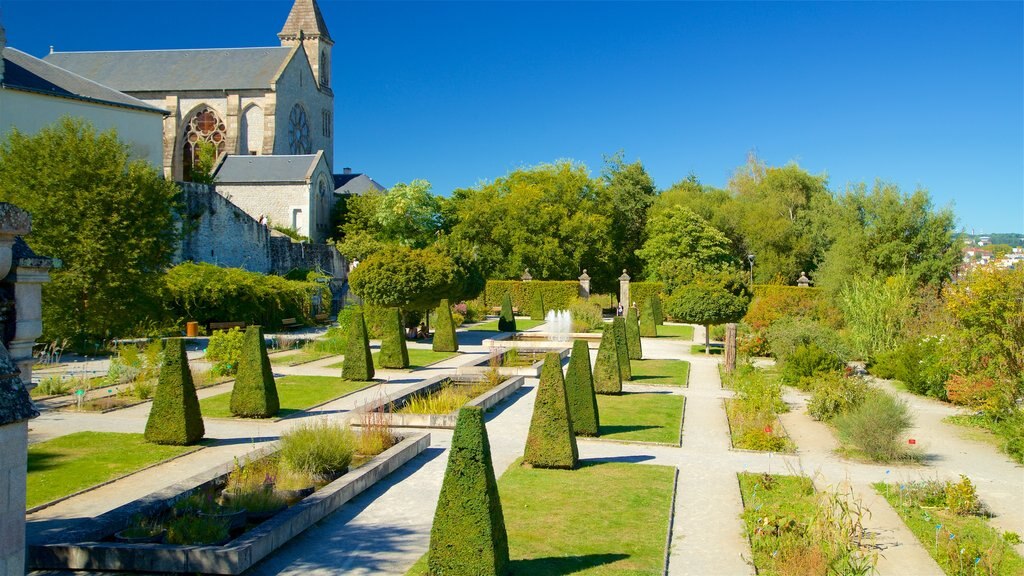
578 269 591 300
797 271 812 287
521 268 532 282
618 269 631 309
6 245 52 388
724 323 738 373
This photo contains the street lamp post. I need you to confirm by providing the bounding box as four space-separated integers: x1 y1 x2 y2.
747 253 755 285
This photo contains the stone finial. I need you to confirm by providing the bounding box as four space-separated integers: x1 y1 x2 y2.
618 269 630 281
521 267 532 282
797 271 811 287
578 269 590 281
0 204 31 280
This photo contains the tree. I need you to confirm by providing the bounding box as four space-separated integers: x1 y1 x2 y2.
612 316 632 381
600 152 656 279
343 311 375 381
335 180 442 255
498 293 517 332
637 206 736 290
523 352 579 469
625 305 643 360
433 299 459 353
145 339 204 445
592 323 621 394
0 118 178 345
428 406 510 575
667 272 752 353
564 340 599 436
378 307 409 369
230 326 280 417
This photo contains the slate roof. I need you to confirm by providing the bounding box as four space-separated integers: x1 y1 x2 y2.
279 0 333 42
333 173 386 195
44 47 294 93
2 47 165 113
215 153 324 184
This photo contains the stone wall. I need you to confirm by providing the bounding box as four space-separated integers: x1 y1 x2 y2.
0 422 28 576
176 182 272 273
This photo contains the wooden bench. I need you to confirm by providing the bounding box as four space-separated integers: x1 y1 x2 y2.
209 321 246 332
314 313 329 323
280 317 301 330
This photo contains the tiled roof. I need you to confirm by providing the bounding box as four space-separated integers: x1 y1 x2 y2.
215 153 324 183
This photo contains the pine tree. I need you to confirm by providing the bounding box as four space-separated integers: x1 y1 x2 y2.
612 316 633 381
230 326 280 418
625 305 643 360
564 339 599 436
497 293 517 332
523 352 579 468
378 307 409 368
640 297 658 337
145 339 204 444
433 299 460 352
593 323 622 394
343 311 375 381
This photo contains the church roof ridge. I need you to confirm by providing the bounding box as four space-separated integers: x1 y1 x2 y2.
49 46 288 55
278 0 333 44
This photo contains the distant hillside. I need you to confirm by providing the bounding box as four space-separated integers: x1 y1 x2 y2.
959 232 1024 247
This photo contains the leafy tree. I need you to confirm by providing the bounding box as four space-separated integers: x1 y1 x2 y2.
335 180 442 257
666 272 752 353
600 152 656 279
837 274 916 361
189 140 219 184
0 118 178 345
637 206 736 290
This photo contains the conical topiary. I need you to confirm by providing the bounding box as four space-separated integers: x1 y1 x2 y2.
433 299 460 352
379 307 409 369
625 306 643 360
593 323 622 394
523 352 578 469
640 297 658 338
564 339 599 436
230 326 280 418
497 293 517 332
652 293 665 326
530 290 545 321
428 406 510 576
343 311 375 381
612 316 632 381
145 339 204 445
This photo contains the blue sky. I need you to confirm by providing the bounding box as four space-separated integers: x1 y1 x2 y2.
4 1 1022 232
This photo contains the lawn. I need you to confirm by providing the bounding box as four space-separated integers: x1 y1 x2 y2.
657 324 694 339
27 432 198 509
269 348 339 366
690 343 724 355
199 375 372 418
874 482 1024 575
325 349 459 370
596 392 684 444
469 318 546 332
408 461 676 575
629 359 690 386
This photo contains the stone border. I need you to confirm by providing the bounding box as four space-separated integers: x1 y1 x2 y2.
28 432 431 574
456 346 569 378
350 374 526 429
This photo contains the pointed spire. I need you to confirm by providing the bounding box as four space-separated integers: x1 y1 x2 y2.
278 0 333 44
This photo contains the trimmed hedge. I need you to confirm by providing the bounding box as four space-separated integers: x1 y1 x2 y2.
433 299 460 352
630 281 666 312
652 293 665 326
145 339 204 445
593 323 622 394
640 297 658 338
378 307 409 369
497 293 517 332
564 339 599 436
625 306 643 360
343 311 375 381
530 290 546 321
612 316 632 381
230 326 280 418
480 280 578 311
523 352 579 469
743 285 839 331
429 406 510 575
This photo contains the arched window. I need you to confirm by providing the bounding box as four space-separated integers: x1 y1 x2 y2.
319 50 329 88
239 104 264 155
288 104 311 154
318 177 329 230
182 106 226 180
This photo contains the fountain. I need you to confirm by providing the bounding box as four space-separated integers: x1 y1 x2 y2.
544 309 572 342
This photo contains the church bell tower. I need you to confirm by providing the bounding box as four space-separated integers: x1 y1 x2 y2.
278 0 333 93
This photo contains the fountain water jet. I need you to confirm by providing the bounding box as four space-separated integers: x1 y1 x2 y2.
544 309 572 342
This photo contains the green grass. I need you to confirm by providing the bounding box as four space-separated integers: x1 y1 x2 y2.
629 359 690 386
269 349 339 366
596 392 684 444
469 318 546 332
738 473 821 575
690 343 724 355
725 399 795 452
874 482 1024 575
407 460 676 575
200 375 372 418
657 324 694 339
27 432 198 509
945 414 1024 465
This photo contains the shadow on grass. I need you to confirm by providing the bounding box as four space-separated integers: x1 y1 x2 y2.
26 451 60 473
628 374 682 384
511 553 630 575
581 454 656 464
599 424 658 435
619 385 674 394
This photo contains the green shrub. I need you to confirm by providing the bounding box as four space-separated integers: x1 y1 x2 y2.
807 372 869 421
625 306 642 360
461 300 488 324
593 323 622 394
834 390 915 462
230 326 280 418
433 299 459 352
378 307 409 369
651 293 665 325
479 280 578 311
612 317 632 381
564 340 599 436
343 311 375 381
308 325 347 355
144 339 204 445
871 336 950 399
640 298 657 337
630 282 666 314
278 420 356 480
944 474 982 516
523 352 579 469
205 327 245 376
780 343 844 386
569 298 603 332
165 515 229 546
767 317 848 363
429 406 509 575
530 290 545 321
497 293 516 332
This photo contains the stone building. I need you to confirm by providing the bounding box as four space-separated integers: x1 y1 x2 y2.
45 0 335 182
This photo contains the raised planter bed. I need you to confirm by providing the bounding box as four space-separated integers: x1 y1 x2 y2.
455 346 570 377
481 331 602 348
28 432 430 574
351 373 526 428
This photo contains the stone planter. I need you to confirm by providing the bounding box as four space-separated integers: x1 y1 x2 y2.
198 508 247 532
113 529 165 544
272 486 315 505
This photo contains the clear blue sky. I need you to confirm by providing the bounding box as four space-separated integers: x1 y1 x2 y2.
4 1 1022 233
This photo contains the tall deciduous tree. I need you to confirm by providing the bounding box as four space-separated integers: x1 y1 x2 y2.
637 206 736 290
600 152 656 279
666 272 752 353
0 118 178 344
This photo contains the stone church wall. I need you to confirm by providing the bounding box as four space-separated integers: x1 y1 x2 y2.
273 49 334 168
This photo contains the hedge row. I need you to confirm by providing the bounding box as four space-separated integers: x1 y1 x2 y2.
478 280 579 311
744 285 839 330
629 281 666 309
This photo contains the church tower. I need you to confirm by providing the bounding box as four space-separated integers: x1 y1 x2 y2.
278 0 333 93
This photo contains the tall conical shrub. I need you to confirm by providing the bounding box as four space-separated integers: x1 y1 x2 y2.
433 299 460 352
652 293 665 326
625 306 643 360
640 297 658 338
612 316 632 381
343 311 375 381
230 326 280 418
497 293 517 332
593 323 622 394
564 339 599 436
379 307 409 368
429 406 510 576
530 290 545 321
145 340 204 444
523 352 579 469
